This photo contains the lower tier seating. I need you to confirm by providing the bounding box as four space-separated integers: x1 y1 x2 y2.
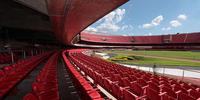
23 52 60 100
0 52 52 99
67 49 200 100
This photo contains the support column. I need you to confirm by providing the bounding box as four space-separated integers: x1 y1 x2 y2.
35 49 38 55
31 50 34 56
182 69 185 80
163 67 165 76
11 50 14 64
23 50 26 59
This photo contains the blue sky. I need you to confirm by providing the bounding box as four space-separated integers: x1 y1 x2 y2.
85 0 200 36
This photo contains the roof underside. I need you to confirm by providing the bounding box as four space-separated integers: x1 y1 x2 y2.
0 0 129 46
47 0 129 45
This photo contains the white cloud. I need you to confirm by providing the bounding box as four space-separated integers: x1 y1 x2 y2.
122 25 134 30
115 9 126 22
122 34 128 36
178 14 187 21
97 23 120 32
142 15 164 29
151 15 164 26
84 8 128 34
170 20 182 27
148 33 152 36
85 27 97 32
143 24 153 29
121 25 128 30
144 33 153 36
162 27 171 31
163 14 187 30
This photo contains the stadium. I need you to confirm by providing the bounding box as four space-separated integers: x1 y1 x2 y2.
0 0 200 100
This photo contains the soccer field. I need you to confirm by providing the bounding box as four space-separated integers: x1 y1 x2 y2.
101 50 200 67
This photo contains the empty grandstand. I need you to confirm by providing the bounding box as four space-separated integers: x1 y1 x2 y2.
0 0 200 100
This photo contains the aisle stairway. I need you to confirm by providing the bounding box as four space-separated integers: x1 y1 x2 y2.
57 58 80 100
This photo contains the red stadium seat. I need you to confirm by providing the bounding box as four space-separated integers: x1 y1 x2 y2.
24 52 59 100
160 86 177 98
177 91 195 100
111 83 123 99
128 75 137 82
148 81 160 92
0 52 52 98
136 78 147 87
0 70 5 76
188 89 200 99
62 51 104 100
66 49 200 100
23 93 38 100
172 84 188 94
123 89 145 100
130 82 145 96
102 78 113 92
181 83 195 90
145 87 163 100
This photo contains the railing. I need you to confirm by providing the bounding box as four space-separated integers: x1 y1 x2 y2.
122 64 200 82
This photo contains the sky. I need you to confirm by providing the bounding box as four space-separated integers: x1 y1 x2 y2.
84 0 200 36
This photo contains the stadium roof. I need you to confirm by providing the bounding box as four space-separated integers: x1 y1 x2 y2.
0 0 128 46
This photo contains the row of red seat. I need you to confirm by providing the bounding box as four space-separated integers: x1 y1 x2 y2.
168 33 200 43
68 49 200 100
23 52 60 100
81 32 163 44
0 53 11 64
0 53 16 64
0 52 52 99
81 32 200 44
62 50 105 100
